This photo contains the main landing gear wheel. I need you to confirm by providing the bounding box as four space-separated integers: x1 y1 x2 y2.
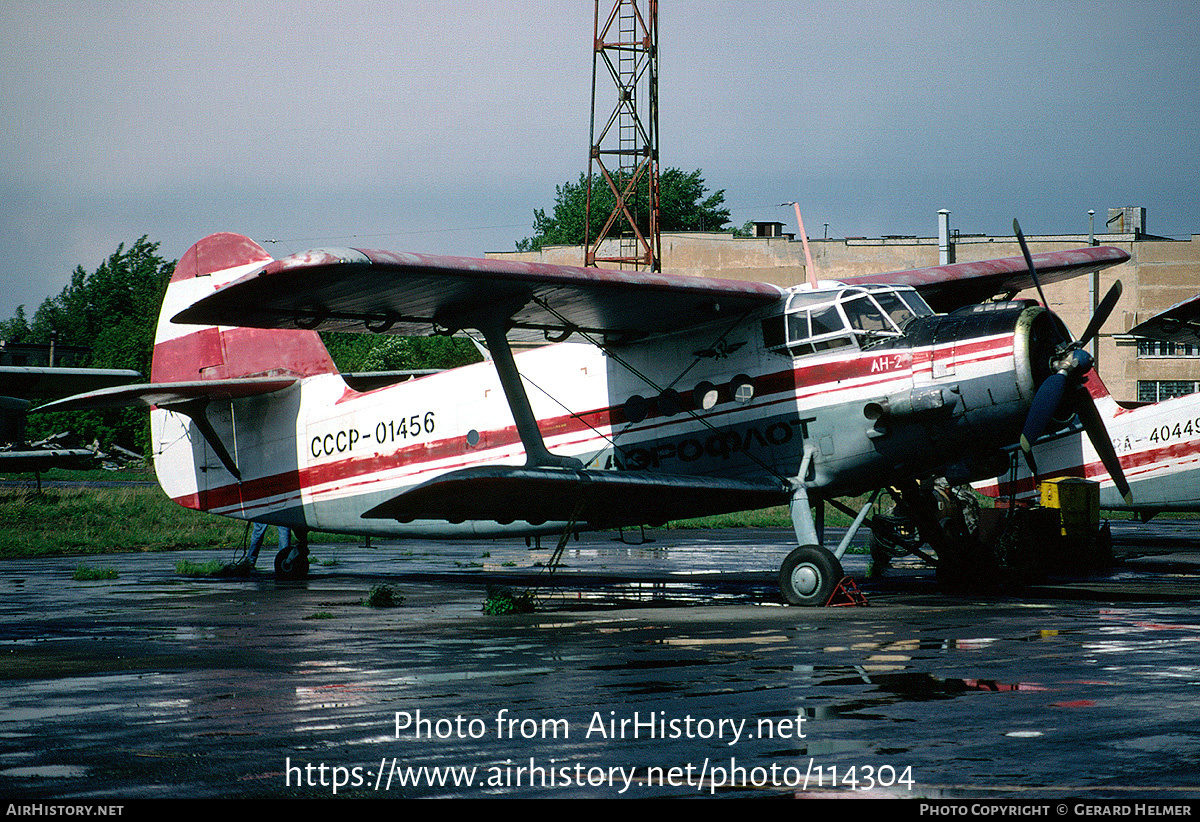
779 545 843 606
274 545 309 579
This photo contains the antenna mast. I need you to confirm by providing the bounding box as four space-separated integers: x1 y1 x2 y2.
585 0 660 271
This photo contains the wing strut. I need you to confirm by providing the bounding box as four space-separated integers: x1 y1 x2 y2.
471 313 582 470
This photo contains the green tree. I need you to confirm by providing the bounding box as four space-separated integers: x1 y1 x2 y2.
517 167 732 252
0 306 30 344
320 333 480 373
21 237 173 454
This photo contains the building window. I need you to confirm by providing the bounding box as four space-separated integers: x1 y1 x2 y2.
1137 339 1200 357
1138 380 1200 403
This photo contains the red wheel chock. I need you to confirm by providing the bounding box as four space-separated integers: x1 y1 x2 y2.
826 576 868 607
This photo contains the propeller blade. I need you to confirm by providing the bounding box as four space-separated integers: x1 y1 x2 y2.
1021 372 1067 456
1021 445 1040 484
1014 219 1051 312
1074 387 1133 505
1078 280 1123 349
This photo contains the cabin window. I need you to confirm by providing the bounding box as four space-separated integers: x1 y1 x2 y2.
731 375 755 403
694 381 719 410
658 388 683 416
624 394 649 423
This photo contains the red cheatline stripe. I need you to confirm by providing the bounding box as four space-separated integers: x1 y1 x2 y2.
989 439 1200 496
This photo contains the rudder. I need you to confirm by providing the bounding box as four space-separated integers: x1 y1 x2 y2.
151 233 338 383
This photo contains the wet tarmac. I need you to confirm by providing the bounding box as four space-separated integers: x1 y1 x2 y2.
2 522 1200 799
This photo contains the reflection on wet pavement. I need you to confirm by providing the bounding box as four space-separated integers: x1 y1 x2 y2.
1 523 1199 798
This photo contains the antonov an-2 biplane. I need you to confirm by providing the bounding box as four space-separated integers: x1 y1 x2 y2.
41 228 1131 605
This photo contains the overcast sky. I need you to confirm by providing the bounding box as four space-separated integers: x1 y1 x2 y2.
3 1 1198 321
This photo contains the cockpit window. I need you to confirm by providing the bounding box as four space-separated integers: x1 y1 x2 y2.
899 289 935 319
764 284 932 358
843 296 894 335
809 305 843 336
874 291 917 329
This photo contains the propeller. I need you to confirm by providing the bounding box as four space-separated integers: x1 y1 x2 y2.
1014 219 1132 504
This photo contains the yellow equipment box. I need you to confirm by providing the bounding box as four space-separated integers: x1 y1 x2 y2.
1039 477 1100 537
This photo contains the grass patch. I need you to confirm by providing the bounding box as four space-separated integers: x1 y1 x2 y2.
174 559 230 577
665 497 874 529
363 584 404 608
304 612 335 620
483 585 535 615
666 505 792 529
0 485 244 558
72 564 118 580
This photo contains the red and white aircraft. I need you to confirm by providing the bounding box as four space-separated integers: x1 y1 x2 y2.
977 292 1200 518
43 229 1130 604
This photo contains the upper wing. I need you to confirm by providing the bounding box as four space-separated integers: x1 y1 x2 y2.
849 246 1130 313
1127 294 1200 345
170 240 1128 340
173 248 786 343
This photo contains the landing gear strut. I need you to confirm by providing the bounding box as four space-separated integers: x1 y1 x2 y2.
779 446 871 606
274 529 310 579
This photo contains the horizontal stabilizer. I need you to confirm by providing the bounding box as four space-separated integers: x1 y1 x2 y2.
0 449 99 472
35 377 297 413
362 466 792 528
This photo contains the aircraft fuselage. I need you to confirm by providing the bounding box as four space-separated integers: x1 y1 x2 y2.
152 297 1055 538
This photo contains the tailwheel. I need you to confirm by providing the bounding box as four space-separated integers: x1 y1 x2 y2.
274 544 309 579
779 545 843 606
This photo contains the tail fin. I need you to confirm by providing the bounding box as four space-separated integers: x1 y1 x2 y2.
152 233 338 383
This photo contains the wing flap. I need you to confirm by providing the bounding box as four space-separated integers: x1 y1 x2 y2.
850 246 1129 312
362 466 791 528
35 377 298 413
171 248 785 342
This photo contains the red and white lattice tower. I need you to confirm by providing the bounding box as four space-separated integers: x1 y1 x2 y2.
585 0 660 271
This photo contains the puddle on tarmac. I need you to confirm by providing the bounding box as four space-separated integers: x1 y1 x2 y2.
531 580 772 608
1 764 89 778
